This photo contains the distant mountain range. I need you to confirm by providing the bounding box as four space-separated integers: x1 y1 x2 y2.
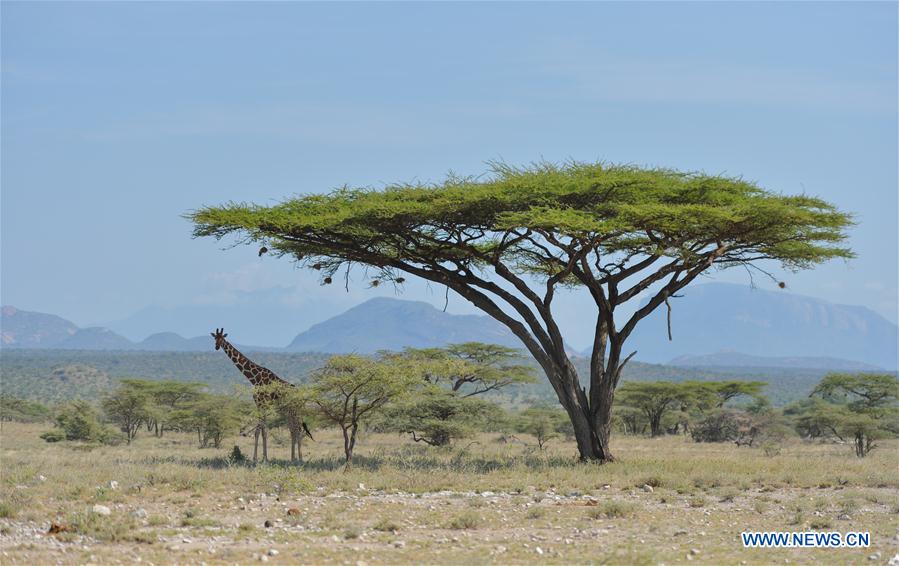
669 351 883 371
620 283 897 369
0 300 520 354
285 297 520 353
1 306 223 352
1 305 79 348
2 282 897 369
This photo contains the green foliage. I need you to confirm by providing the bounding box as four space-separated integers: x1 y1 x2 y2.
684 380 766 410
812 373 898 414
377 386 503 446
446 510 481 530
229 444 247 463
120 379 205 436
311 354 420 466
190 161 853 278
39 429 66 442
44 400 122 445
101 385 152 443
613 404 646 435
0 394 51 423
588 501 636 519
791 373 899 457
0 349 833 407
0 349 329 402
616 381 695 437
171 394 248 448
516 406 569 449
690 408 788 446
616 380 776 438
392 343 537 396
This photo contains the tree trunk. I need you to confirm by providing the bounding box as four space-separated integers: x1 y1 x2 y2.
650 415 663 437
553 364 615 463
854 432 867 457
342 426 356 470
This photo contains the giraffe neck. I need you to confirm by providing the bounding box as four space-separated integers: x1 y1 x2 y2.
221 340 275 386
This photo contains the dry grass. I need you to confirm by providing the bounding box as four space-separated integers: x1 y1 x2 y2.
1 422 897 564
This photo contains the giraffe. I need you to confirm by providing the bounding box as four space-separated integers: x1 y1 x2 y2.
211 328 313 463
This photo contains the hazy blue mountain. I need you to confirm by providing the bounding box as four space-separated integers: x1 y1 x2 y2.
669 351 883 371
624 283 898 369
286 297 521 354
56 327 135 350
1 305 79 348
99 287 346 347
5 283 897 367
136 332 211 351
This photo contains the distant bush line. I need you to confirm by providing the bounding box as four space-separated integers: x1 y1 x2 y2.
0 348 853 406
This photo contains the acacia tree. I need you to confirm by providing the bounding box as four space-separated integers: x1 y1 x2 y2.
616 381 696 437
380 386 501 446
102 386 151 444
311 355 418 469
517 406 569 449
392 342 536 396
190 162 852 462
120 379 204 437
808 372 899 457
686 381 767 410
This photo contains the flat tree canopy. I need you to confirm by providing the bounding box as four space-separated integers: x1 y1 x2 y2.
190 161 852 462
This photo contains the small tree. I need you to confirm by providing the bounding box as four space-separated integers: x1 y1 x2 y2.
393 342 537 397
311 355 418 469
117 379 205 436
517 406 569 449
1 395 50 423
691 409 743 443
786 398 844 439
192 161 853 462
836 412 889 458
380 387 501 446
42 400 122 445
614 405 646 435
793 373 899 457
172 394 247 448
616 381 695 437
102 385 151 444
812 373 898 415
686 381 766 411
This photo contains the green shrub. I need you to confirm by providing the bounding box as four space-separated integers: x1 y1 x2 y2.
40 429 66 443
447 511 481 530
373 517 400 532
588 501 636 519
44 400 123 445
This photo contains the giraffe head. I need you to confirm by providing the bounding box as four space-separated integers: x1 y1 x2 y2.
210 328 228 350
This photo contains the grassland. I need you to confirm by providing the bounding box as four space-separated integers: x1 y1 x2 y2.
1 422 897 565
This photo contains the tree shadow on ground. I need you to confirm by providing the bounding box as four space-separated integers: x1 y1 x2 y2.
191 453 385 471
188 449 584 473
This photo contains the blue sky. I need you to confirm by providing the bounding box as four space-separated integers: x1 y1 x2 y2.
2 2 896 347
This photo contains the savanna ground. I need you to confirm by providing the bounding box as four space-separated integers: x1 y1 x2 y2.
1 422 897 565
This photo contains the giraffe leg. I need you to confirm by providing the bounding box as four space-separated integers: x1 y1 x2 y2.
290 429 297 462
